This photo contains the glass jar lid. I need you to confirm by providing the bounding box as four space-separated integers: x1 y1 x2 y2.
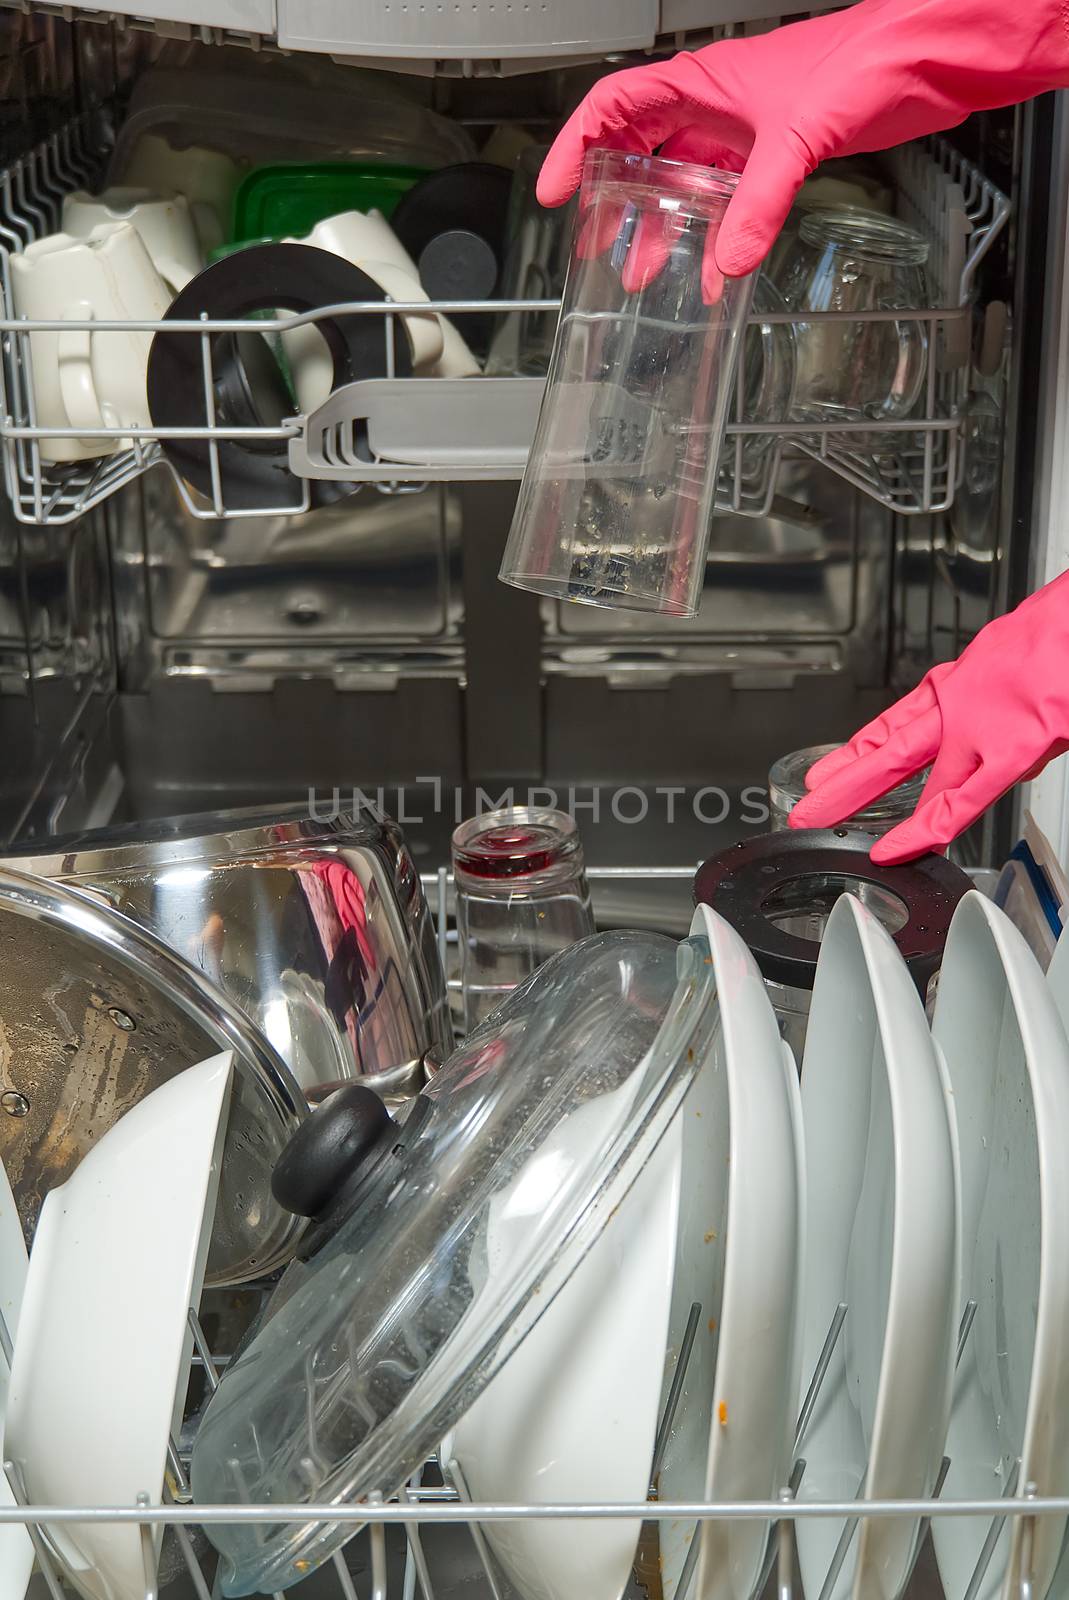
769 743 929 831
191 926 722 1594
798 208 929 264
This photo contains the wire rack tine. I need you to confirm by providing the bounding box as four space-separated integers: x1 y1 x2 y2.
818 1465 869 1600
369 1492 389 1600
796 1303 847 1453
957 1299 978 1366
332 1549 361 1600
402 1473 437 1600
436 865 449 981
4 1456 67 1600
650 1300 702 1488
138 1491 159 1600
188 1306 221 1393
13 161 46 243
777 1490 796 1600
1018 1481 1038 1600
175 1521 214 1600
675 1512 703 1600
963 1459 1021 1600
754 1459 807 1599
0 1299 13 1369
900 1453 952 1597
167 1434 192 1502
891 1300 981 1594
447 1458 506 1600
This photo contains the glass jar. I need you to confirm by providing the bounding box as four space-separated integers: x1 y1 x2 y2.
500 149 756 618
735 273 796 479
485 145 576 379
452 806 595 1032
776 209 930 425
769 743 929 836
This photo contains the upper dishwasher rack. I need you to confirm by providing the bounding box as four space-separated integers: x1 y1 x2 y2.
0 119 1009 528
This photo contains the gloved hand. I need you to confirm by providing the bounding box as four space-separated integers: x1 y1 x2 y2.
788 569 1069 862
538 0 1069 284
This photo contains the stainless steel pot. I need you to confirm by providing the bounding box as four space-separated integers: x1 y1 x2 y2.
0 865 306 1286
4 802 453 1107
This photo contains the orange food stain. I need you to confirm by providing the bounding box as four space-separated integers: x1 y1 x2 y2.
718 1401 728 1427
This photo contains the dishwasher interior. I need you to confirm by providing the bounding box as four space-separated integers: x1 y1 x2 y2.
0 10 1050 1600
0 9 1029 886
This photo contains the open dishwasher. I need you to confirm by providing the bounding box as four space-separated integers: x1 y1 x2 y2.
0 5 1064 1600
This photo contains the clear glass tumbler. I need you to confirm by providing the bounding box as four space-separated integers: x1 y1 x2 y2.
776 208 931 423
499 149 756 618
452 806 595 1033
769 742 928 836
485 145 576 378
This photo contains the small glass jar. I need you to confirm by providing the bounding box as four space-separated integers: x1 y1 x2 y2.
452 806 595 1033
776 209 930 425
769 743 929 837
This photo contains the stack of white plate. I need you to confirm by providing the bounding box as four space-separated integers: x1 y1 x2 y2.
445 887 1069 1600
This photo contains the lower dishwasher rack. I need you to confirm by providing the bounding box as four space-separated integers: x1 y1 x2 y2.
2 864 1047 1600
5 1298 1058 1600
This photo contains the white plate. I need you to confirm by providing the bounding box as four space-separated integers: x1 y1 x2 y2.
443 911 804 1600
0 1155 31 1600
933 892 1069 1600
443 1085 682 1600
797 893 958 1600
654 907 805 1600
6 1051 234 1600
692 904 805 1600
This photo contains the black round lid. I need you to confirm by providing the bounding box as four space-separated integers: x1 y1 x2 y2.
390 163 512 354
418 229 499 301
146 243 412 512
694 829 972 993
390 163 512 270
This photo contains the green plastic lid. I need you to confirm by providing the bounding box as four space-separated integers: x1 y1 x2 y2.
232 161 431 243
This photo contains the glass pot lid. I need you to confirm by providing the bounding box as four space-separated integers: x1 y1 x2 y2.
191 927 722 1594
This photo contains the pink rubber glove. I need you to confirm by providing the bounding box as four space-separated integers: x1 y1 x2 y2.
538 0 1069 284
788 570 1069 862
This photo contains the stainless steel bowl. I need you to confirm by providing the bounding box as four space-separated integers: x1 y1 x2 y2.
4 802 453 1108
0 865 306 1286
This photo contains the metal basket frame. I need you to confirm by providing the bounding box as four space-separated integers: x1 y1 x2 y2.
0 1272 1052 1600
0 863 1049 1600
0 119 1009 529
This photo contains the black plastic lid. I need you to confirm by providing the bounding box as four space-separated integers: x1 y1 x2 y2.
694 829 972 993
